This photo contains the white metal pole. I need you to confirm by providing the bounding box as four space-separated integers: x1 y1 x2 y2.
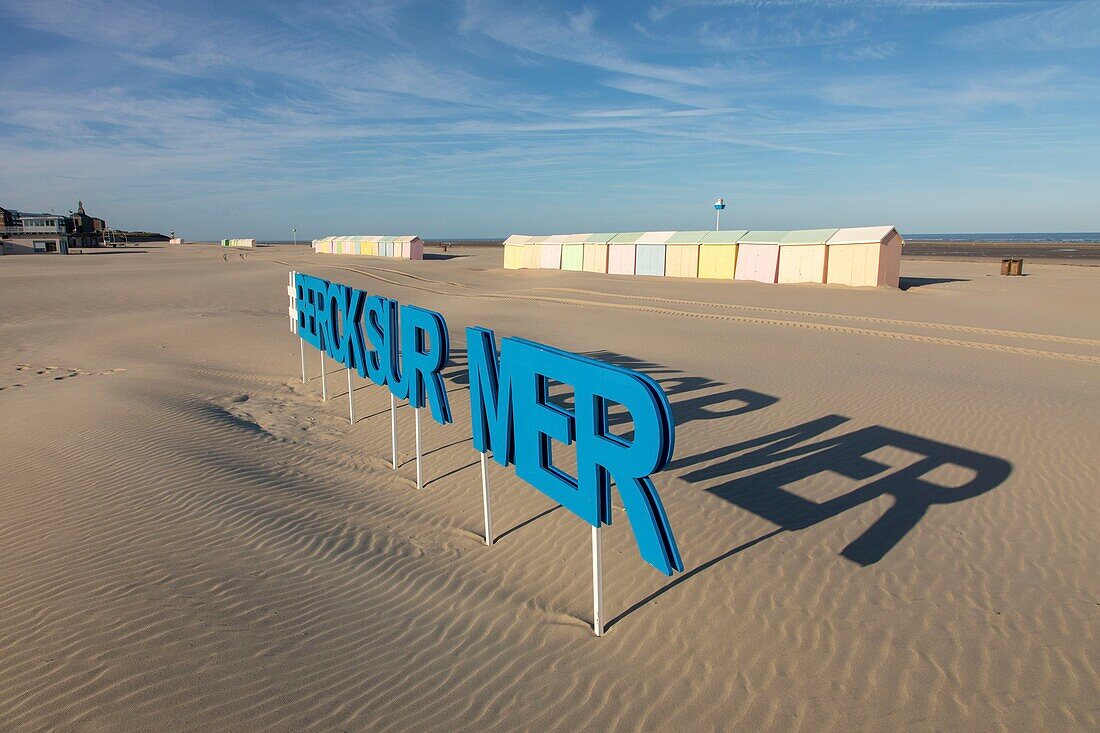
592 524 604 637
347 368 354 424
320 351 327 401
481 451 493 546
390 393 398 469
414 407 423 490
299 340 306 383
716 208 720 231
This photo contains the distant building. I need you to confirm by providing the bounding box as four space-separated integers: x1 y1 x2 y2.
1 200 109 254
1 210 70 254
69 200 107 247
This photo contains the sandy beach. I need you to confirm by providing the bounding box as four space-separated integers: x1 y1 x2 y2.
0 243 1097 731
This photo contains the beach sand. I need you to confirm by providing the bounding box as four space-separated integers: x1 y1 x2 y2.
0 244 1096 731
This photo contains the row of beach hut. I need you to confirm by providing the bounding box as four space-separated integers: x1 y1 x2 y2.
312 235 425 260
502 227 902 287
222 238 256 248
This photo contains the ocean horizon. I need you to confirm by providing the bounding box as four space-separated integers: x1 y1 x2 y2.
259 232 1100 245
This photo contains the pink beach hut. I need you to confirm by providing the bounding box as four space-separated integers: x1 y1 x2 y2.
634 231 675 277
825 226 903 287
540 234 567 270
582 233 614 273
777 229 838 284
607 232 642 275
735 231 786 283
393 235 424 259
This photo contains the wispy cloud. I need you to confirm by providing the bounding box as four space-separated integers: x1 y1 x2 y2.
1 0 1097 235
945 0 1100 49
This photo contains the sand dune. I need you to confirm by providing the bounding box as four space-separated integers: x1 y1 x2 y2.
0 244 1096 731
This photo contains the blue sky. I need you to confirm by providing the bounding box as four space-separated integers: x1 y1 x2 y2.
2 0 1098 239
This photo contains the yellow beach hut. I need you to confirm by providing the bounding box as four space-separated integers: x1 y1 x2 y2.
698 230 747 279
582 233 614 273
665 231 710 278
503 235 532 269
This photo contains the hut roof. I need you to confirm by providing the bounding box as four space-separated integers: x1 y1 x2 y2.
739 230 788 244
701 230 749 244
781 228 839 245
826 226 899 245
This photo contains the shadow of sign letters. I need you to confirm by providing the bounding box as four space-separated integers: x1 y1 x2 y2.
685 416 1012 565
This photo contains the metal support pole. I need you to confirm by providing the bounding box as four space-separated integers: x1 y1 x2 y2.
320 351 327 401
592 525 604 637
414 407 423 490
390 393 398 469
347 368 354 424
716 208 720 231
481 452 493 546
299 340 306 383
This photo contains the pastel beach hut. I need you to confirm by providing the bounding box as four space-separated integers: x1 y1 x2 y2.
697 230 747 279
521 238 544 269
665 231 710 278
540 234 567 270
825 226 903 287
735 231 786 283
607 232 643 275
582 233 615 273
777 229 838 284
503 235 533 269
635 231 675 276
560 233 589 271
394 235 425 259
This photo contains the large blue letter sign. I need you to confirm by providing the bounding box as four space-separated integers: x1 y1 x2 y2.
293 273 452 425
400 305 452 424
466 327 683 576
